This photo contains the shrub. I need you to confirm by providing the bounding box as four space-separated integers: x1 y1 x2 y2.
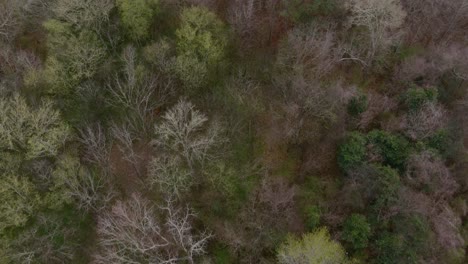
281 0 340 24
348 94 368 116
374 213 434 264
393 213 433 257
424 129 455 157
402 86 438 112
367 130 411 170
304 205 321 231
342 214 371 250
372 165 401 211
374 232 415 264
338 132 367 172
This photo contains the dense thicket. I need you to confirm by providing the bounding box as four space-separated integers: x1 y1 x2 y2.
0 0 467 263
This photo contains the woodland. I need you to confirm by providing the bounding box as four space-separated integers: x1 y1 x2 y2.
0 0 467 263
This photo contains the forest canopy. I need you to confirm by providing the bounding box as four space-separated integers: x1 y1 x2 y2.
0 0 467 263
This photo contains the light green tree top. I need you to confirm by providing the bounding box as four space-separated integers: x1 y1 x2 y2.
174 6 227 88
43 19 106 94
0 175 40 233
117 0 159 41
342 214 371 250
0 95 70 160
176 6 227 65
278 227 349 264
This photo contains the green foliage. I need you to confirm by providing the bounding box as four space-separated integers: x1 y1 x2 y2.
304 205 321 231
143 39 173 71
277 228 349 264
44 154 85 210
348 94 368 116
211 244 234 264
425 129 449 150
1 0 464 262
2 207 92 263
372 165 401 210
342 214 371 251
43 20 106 94
338 132 367 172
393 214 432 257
0 175 39 233
281 0 339 23
0 95 70 161
374 232 416 264
117 0 159 41
423 129 458 158
367 130 411 170
173 54 210 88
174 6 227 88
205 162 257 219
374 232 404 264
402 86 438 112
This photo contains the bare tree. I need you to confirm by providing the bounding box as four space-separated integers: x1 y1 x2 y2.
50 154 115 212
346 0 406 61
6 212 80 263
78 123 111 170
276 24 342 79
161 198 212 264
405 102 448 140
226 0 284 50
51 0 114 31
110 121 143 178
0 0 24 43
153 99 222 171
183 0 217 9
108 46 172 134
432 44 468 81
402 0 468 45
359 92 398 130
432 204 464 249
398 188 464 252
60 166 114 212
257 177 297 218
405 151 458 200
399 149 464 253
394 44 468 86
277 77 349 143
215 174 298 262
93 193 170 264
0 45 42 90
227 0 256 47
148 155 192 198
93 194 211 264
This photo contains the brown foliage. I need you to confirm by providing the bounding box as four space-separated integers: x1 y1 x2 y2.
404 103 448 140
394 44 468 86
402 0 468 45
405 151 458 199
227 0 290 50
212 176 300 262
358 91 398 130
400 151 464 251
